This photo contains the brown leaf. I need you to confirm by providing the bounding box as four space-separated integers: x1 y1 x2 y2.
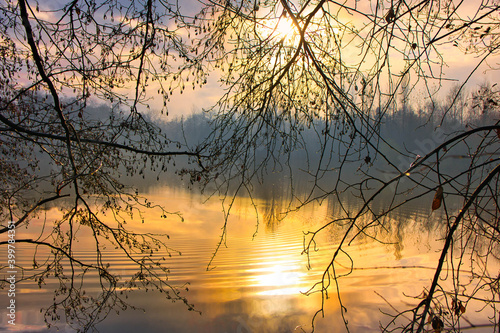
432 186 443 211
385 8 396 23
496 128 500 139
432 316 444 332
453 299 466 315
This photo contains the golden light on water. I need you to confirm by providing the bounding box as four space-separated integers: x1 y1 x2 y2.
251 262 306 296
6 186 498 332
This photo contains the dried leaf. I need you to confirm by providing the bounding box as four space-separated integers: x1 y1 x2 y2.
385 8 396 23
432 186 443 211
453 299 466 315
431 316 444 333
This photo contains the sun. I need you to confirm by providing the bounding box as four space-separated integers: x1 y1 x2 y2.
274 17 297 39
258 16 299 44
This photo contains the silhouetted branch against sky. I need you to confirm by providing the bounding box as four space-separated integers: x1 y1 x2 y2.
0 0 500 331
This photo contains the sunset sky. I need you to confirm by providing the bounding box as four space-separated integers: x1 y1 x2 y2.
29 0 500 119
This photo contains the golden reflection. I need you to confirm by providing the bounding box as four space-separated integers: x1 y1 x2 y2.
251 263 306 296
13 185 464 332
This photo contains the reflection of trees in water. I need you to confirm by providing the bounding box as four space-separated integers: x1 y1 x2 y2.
2 0 500 331
262 193 281 230
296 125 500 332
255 178 292 230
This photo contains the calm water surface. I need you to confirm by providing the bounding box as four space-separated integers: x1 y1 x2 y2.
0 186 495 332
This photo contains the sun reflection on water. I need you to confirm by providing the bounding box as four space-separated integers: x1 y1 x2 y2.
5 185 486 332
250 263 306 295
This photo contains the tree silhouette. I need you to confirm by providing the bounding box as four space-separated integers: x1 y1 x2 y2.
192 1 500 332
1 0 500 332
0 0 207 329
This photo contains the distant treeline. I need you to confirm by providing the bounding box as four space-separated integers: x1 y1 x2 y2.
44 84 495 198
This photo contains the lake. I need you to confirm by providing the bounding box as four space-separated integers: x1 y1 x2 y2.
0 185 497 332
